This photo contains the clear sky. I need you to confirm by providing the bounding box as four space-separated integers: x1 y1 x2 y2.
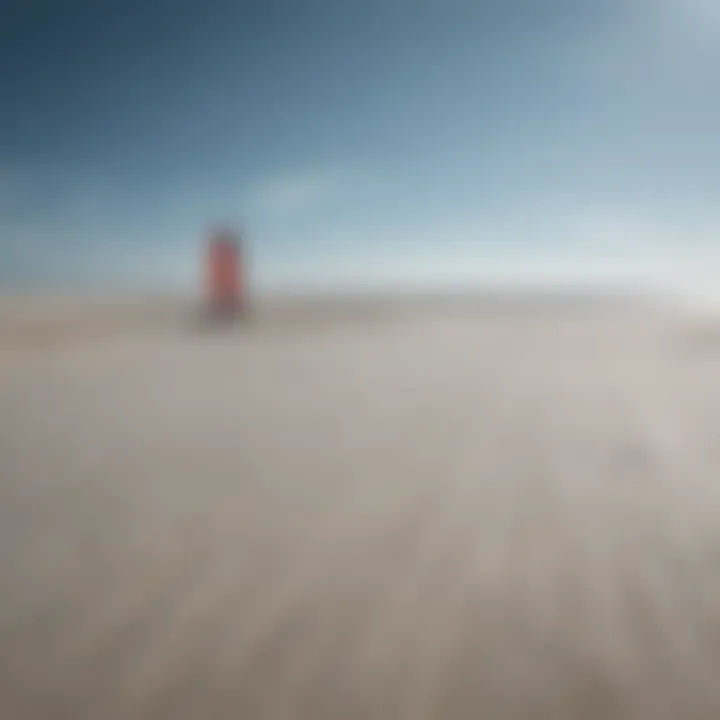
2 0 720 294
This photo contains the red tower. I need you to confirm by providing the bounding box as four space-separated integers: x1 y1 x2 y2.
207 229 244 315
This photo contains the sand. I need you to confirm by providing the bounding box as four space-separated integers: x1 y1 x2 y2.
2 295 720 719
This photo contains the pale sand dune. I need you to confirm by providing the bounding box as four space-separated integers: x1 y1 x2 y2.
2 296 720 719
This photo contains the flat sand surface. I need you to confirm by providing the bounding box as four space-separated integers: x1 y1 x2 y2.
3 297 720 719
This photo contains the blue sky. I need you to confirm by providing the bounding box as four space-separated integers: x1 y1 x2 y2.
2 0 720 294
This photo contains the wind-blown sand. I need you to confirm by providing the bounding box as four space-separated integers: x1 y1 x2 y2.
2 295 720 719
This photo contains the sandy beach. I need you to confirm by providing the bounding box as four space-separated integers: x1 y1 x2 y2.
2 294 720 719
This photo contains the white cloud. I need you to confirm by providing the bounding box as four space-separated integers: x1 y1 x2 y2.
575 0 720 89
649 0 720 29
245 167 342 216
